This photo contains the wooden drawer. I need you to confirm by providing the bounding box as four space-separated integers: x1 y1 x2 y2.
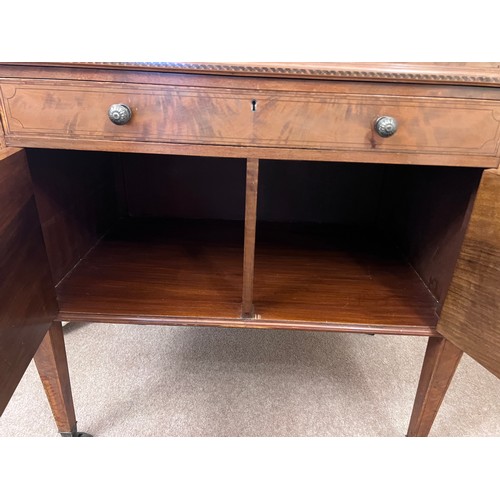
256 93 500 156
1 79 500 158
0 81 255 146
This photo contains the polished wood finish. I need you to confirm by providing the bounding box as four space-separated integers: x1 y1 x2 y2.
438 169 500 378
0 63 499 436
56 218 439 335
252 93 500 157
242 159 259 317
9 62 500 86
0 80 260 145
5 136 500 168
1 75 500 167
0 148 57 415
253 223 439 334
407 337 463 437
34 322 76 434
56 219 244 323
6 136 499 169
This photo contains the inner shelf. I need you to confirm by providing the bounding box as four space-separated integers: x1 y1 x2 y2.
57 219 245 323
56 218 439 334
253 223 439 334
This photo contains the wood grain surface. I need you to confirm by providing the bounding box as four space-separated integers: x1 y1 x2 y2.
253 223 439 333
1 62 498 438
56 219 245 322
0 148 57 415
438 169 500 378
56 219 439 335
7 136 497 168
242 159 259 317
407 336 464 436
1 76 500 167
6 62 500 86
34 321 76 434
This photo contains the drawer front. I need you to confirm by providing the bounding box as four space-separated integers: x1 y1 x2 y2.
1 80 500 157
0 82 255 146
255 93 500 156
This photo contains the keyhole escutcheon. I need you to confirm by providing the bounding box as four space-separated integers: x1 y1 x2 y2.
251 99 257 112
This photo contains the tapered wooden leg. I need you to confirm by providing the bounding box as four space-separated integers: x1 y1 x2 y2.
34 321 78 436
407 336 463 437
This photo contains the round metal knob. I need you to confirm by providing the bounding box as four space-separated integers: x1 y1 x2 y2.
108 104 132 125
374 116 398 137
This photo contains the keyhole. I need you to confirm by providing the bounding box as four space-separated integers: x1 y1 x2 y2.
251 99 257 112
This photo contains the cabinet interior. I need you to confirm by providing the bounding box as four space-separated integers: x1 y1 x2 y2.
26 149 483 333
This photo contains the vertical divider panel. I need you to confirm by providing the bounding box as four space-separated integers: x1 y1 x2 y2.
241 158 259 318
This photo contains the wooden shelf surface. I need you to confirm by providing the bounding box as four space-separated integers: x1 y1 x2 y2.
57 219 245 322
57 219 438 334
254 223 439 333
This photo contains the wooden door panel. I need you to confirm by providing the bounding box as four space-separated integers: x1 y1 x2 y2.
0 148 58 414
438 169 500 378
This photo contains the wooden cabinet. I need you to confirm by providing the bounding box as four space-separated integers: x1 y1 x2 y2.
0 63 499 436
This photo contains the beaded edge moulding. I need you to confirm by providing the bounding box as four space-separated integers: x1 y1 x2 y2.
84 62 500 85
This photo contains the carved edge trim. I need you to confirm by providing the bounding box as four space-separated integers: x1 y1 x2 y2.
80 62 500 85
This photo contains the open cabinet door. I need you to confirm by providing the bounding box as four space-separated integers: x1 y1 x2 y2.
0 148 58 414
438 169 500 378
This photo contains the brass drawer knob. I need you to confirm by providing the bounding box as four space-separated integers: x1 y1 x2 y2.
108 104 132 125
374 116 398 137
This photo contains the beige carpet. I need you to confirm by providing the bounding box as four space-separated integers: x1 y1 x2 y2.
0 322 498 437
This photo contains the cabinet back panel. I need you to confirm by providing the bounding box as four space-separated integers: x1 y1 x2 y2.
258 160 385 224
121 154 247 220
121 155 385 224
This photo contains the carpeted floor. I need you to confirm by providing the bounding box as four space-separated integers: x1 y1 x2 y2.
0 322 498 437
